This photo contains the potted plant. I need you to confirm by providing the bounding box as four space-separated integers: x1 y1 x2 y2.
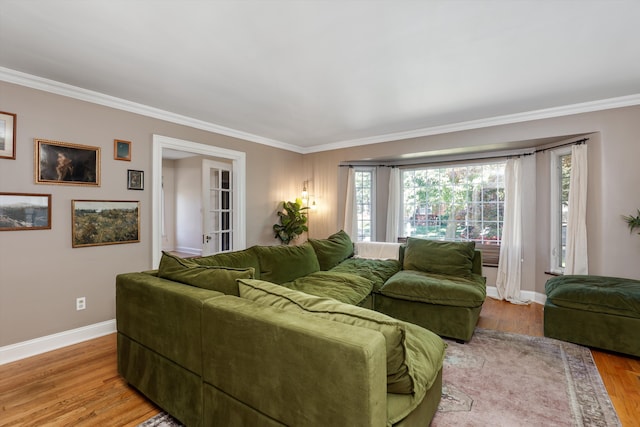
623 209 640 235
273 198 309 244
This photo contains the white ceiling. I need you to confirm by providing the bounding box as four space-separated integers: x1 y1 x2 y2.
1 1 640 153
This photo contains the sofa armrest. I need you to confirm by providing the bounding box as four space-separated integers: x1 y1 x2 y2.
116 272 223 374
201 295 388 427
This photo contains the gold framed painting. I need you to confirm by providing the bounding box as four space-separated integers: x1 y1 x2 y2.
0 111 16 160
114 139 131 161
0 192 51 231
35 139 100 186
72 200 140 247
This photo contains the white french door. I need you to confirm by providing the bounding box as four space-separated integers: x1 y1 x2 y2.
202 159 233 255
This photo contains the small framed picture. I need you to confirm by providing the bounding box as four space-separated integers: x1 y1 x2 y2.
0 192 52 231
127 169 144 190
72 200 140 247
114 139 131 161
35 139 100 186
1 111 17 160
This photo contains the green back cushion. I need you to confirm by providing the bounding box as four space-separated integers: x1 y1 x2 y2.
253 243 320 284
238 279 446 397
192 247 261 279
308 230 354 270
157 252 254 296
403 238 475 277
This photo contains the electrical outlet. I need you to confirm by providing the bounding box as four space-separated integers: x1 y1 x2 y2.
76 297 86 311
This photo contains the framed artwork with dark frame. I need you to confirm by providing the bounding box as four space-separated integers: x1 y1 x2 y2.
0 111 17 160
114 139 131 161
72 200 140 247
0 192 52 231
127 169 144 190
35 139 100 186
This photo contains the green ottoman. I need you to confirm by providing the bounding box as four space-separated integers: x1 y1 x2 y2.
544 275 640 357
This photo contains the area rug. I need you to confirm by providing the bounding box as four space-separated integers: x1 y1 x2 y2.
138 328 620 426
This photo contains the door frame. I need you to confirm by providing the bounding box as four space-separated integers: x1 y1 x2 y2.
152 134 246 268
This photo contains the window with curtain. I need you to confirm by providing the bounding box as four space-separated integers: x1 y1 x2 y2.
400 162 506 263
550 147 572 273
355 167 375 241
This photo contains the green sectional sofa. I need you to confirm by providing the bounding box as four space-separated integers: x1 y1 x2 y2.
116 231 486 426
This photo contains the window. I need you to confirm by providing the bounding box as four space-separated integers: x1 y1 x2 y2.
401 162 505 254
354 167 375 241
550 147 572 273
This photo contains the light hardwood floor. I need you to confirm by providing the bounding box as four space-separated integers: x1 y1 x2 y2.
1 298 638 426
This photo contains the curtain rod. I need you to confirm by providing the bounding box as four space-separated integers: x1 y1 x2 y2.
338 137 589 168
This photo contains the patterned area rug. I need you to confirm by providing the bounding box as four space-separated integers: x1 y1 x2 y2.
139 328 620 427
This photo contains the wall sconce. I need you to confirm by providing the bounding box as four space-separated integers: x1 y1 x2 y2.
301 180 318 211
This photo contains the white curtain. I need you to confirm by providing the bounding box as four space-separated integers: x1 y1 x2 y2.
386 167 400 243
343 167 358 240
565 144 588 275
496 158 529 304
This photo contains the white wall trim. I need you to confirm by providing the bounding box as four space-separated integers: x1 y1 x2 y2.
0 320 116 365
0 66 302 154
152 135 247 268
486 286 546 305
2 66 640 155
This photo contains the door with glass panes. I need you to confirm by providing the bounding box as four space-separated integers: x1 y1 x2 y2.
202 159 233 255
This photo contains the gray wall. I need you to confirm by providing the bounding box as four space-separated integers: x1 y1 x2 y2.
0 81 303 346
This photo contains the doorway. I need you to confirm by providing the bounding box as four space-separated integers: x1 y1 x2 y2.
152 135 246 268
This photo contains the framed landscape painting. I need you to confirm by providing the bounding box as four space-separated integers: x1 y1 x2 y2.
72 200 140 247
35 139 100 186
114 139 131 161
0 193 51 231
0 111 16 160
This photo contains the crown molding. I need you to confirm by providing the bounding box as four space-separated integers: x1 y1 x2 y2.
3 66 639 155
0 67 305 154
301 93 640 153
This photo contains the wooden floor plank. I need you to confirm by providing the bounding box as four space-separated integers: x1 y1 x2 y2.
0 298 637 426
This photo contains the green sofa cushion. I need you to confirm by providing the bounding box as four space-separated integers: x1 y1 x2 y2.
545 275 640 318
157 252 254 296
330 258 401 292
237 279 446 400
403 238 475 277
253 243 320 284
282 271 373 305
381 270 486 308
308 230 354 270
192 247 261 279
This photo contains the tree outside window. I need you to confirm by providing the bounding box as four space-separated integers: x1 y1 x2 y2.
401 162 506 245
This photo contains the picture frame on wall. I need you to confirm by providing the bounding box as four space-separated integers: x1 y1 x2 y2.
114 139 131 161
35 139 100 186
0 192 52 231
0 111 17 160
127 169 144 190
72 200 140 247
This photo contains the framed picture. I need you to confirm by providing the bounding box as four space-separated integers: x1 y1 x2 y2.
114 139 131 161
0 192 51 231
35 139 100 186
127 169 144 190
72 200 140 247
0 111 16 160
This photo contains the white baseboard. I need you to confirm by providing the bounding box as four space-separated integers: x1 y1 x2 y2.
0 319 116 365
486 285 546 305
175 246 202 256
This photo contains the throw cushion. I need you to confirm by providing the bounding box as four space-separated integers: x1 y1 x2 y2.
238 278 446 397
157 252 254 296
403 238 475 277
308 230 354 270
282 271 373 305
253 242 320 284
192 247 261 279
